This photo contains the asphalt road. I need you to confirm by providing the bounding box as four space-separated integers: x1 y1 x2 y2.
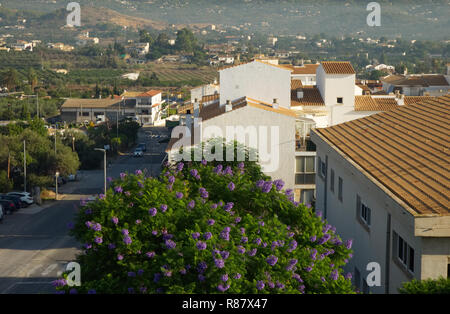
0 126 169 294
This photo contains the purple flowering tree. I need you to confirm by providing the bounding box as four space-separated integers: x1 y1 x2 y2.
61 147 354 294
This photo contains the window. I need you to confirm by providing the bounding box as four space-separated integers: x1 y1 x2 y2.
300 189 315 205
295 156 315 185
318 157 326 179
338 177 343 201
447 263 450 279
337 97 343 104
357 195 371 229
82 112 89 117
393 232 415 273
330 169 335 193
361 203 371 226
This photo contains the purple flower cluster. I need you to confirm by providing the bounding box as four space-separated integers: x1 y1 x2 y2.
111 217 119 224
213 164 223 174
160 204 168 212
94 236 103 244
248 248 257 256
345 239 353 249
330 269 339 281
286 259 298 271
146 251 155 258
165 239 176 249
196 241 207 250
207 219 215 226
52 278 67 287
197 261 208 273
214 259 225 269
220 227 231 241
223 166 233 176
114 186 123 193
149 207 157 216
266 255 278 266
273 179 285 191
256 281 265 291
217 284 230 292
199 187 209 199
204 232 212 240
123 235 132 245
175 192 184 199
237 246 246 254
176 162 184 172
227 182 235 191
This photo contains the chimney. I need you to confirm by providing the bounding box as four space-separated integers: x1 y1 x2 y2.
297 89 304 99
225 100 232 112
273 98 279 109
194 98 200 117
397 94 405 106
403 67 408 75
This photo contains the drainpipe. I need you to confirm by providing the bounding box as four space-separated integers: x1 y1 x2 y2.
324 155 328 219
385 213 391 294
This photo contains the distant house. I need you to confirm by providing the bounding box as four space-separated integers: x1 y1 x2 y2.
381 74 450 96
61 90 163 125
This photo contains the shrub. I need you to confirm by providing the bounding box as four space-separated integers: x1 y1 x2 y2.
58 160 355 294
399 277 450 294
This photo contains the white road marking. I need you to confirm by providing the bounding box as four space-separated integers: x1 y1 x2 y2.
41 263 58 276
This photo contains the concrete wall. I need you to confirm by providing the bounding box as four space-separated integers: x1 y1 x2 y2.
329 107 378 126
311 131 428 294
201 105 295 189
291 74 316 85
219 61 291 109
420 237 450 280
191 84 219 103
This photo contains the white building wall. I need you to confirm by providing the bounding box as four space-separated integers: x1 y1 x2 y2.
219 61 291 109
200 105 295 189
329 107 378 126
191 84 219 103
311 131 427 294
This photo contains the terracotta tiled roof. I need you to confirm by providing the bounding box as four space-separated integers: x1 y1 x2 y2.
198 97 296 122
61 98 120 109
321 61 355 74
314 95 450 217
138 90 163 97
403 96 438 106
354 96 380 111
291 86 325 107
373 97 398 109
286 64 320 75
291 79 303 90
381 75 449 87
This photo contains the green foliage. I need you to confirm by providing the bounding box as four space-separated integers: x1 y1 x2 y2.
58 145 355 294
399 277 450 294
0 170 13 193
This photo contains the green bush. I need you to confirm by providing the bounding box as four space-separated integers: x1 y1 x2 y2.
399 277 450 294
57 157 355 294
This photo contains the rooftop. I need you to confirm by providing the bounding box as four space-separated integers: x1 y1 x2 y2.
286 64 320 75
314 95 450 217
321 61 356 75
291 85 325 107
381 74 449 87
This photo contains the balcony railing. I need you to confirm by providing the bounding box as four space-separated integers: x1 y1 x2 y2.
295 138 316 152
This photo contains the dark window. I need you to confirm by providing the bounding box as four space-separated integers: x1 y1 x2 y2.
330 169 335 192
394 232 415 273
337 97 343 104
82 112 89 117
295 156 316 185
447 263 450 279
338 177 343 201
361 203 371 226
354 267 361 290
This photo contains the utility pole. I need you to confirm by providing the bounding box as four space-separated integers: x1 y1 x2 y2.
95 148 107 195
54 125 57 155
23 140 26 193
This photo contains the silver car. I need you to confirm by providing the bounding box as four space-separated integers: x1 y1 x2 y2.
7 192 34 206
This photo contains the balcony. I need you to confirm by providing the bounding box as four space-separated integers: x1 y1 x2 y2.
295 137 316 152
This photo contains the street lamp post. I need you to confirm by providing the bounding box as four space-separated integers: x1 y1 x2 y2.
72 136 75 152
23 140 26 193
55 171 59 201
95 148 107 195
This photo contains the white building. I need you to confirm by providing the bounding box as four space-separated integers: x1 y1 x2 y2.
311 95 450 294
381 74 450 96
168 60 296 189
191 83 220 104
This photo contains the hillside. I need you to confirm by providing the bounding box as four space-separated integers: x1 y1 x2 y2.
1 0 449 40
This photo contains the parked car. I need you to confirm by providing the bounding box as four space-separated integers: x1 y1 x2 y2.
0 200 16 214
7 192 34 206
133 148 144 158
0 195 22 210
0 204 4 222
137 143 147 152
